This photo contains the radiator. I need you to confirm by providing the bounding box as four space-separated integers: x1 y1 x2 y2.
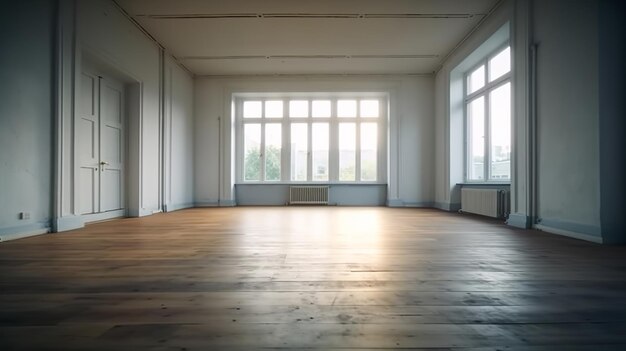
289 186 329 205
461 188 510 218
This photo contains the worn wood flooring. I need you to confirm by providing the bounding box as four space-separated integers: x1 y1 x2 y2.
1 207 626 350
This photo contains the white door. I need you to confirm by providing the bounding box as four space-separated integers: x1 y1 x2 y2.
99 78 124 212
78 70 125 215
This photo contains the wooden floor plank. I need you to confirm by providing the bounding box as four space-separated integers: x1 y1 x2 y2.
1 207 625 350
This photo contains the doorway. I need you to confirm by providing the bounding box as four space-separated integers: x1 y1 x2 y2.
77 63 126 222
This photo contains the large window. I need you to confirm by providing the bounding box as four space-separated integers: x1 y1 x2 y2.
238 96 386 183
465 45 511 181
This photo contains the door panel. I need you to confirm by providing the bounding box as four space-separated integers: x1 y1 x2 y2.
78 72 99 214
80 73 96 116
101 169 122 211
99 80 125 212
79 167 96 214
102 126 121 163
102 83 122 123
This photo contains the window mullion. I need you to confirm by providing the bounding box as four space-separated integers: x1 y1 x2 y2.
237 99 243 183
489 73 512 89
282 98 289 182
329 99 339 182
484 92 491 181
484 59 489 181
307 101 313 181
464 99 469 181
355 101 361 181
465 74 511 102
260 123 266 182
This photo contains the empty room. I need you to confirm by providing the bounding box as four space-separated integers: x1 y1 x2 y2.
1 0 625 349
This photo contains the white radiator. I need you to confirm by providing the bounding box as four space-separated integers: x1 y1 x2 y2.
289 186 329 205
461 188 509 218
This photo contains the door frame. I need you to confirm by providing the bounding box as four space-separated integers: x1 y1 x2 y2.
53 43 144 231
78 59 128 223
78 54 129 224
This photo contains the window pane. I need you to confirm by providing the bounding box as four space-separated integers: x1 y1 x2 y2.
312 100 331 118
312 123 329 181
289 100 308 118
337 100 357 117
265 124 281 181
244 124 261 180
290 124 308 181
489 47 511 82
360 100 379 118
265 100 283 118
360 123 377 181
468 97 485 180
489 82 511 180
243 101 262 118
467 65 485 94
339 123 356 181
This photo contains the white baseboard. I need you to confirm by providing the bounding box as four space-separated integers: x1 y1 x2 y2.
0 224 50 242
195 201 219 207
82 209 126 223
433 202 462 212
507 213 530 229
535 224 603 244
128 208 155 217
53 215 84 232
164 203 194 212
388 199 436 208
387 199 404 207
402 201 435 208
195 199 237 207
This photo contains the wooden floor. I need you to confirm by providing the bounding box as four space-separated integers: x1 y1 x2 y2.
1 207 626 350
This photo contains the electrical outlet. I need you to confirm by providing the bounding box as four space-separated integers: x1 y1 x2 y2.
19 212 31 220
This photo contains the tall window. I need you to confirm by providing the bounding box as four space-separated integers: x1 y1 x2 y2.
465 45 511 181
238 96 385 183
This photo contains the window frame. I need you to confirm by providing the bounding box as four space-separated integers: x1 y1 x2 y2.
235 95 387 184
463 43 512 183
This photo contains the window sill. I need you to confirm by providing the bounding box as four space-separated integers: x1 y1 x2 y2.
457 182 511 186
236 182 387 186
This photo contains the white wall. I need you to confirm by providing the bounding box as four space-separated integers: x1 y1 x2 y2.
164 57 195 211
194 75 434 207
532 0 601 239
598 0 626 244
0 1 55 239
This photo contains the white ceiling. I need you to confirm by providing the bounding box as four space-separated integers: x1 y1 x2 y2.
115 0 500 76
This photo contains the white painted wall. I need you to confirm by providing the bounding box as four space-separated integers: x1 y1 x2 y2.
194 75 434 207
532 0 601 239
0 1 55 239
164 57 195 211
598 0 626 244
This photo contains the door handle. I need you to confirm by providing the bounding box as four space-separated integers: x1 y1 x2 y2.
100 161 109 165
